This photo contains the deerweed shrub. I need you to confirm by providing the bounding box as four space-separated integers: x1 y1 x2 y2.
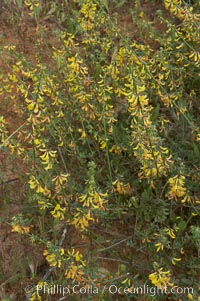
0 0 200 300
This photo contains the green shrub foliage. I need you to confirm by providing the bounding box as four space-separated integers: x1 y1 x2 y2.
0 0 199 300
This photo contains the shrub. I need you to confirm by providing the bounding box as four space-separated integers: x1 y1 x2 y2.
0 0 199 300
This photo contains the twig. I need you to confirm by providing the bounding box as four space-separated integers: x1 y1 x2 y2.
57 297 67 301
58 147 68 174
97 256 129 264
26 227 67 301
42 227 67 281
0 177 19 185
133 215 138 239
109 272 130 283
97 238 128 252
0 122 26 149
0 276 16 288
58 227 67 246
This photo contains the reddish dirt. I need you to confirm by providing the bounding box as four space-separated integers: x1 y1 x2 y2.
0 137 45 300
0 6 44 299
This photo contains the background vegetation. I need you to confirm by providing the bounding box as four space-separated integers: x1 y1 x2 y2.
0 0 199 300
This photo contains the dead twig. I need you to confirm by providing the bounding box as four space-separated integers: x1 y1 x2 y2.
26 227 67 301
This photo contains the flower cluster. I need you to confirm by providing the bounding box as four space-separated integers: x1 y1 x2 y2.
43 247 65 268
149 268 173 289
167 174 193 203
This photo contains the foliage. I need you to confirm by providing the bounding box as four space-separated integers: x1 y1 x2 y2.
0 0 200 300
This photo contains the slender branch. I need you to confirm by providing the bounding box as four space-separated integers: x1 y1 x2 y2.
97 256 129 264
0 178 19 185
26 227 67 301
42 227 67 281
97 238 128 252
58 227 67 247
0 122 26 149
109 272 130 282
58 147 68 174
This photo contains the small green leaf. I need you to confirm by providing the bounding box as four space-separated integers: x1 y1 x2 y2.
67 18 75 34
151 103 160 122
177 219 187 232
116 0 127 8
193 142 200 157
47 5 58 17
100 0 109 12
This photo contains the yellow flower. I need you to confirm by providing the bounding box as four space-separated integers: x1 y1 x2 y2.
30 292 42 301
109 145 122 154
38 199 51 210
79 192 106 209
74 251 83 262
149 268 173 289
51 204 66 220
65 265 78 279
8 73 18 83
25 0 40 11
65 265 85 282
168 175 186 200
43 185 51 197
71 209 93 230
80 1 97 20
39 149 57 161
11 224 30 234
52 174 69 186
172 257 182 265
43 248 64 268
189 51 200 64
39 148 57 170
29 176 44 193
165 228 176 239
139 94 149 107
64 249 85 281
155 242 164 252
4 45 16 51
99 139 107 149
78 128 87 139
112 180 131 195
188 293 193 300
